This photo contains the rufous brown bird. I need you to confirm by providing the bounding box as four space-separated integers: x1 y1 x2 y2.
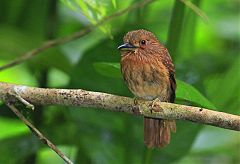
118 29 176 148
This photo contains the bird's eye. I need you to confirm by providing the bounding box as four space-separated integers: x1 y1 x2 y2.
140 40 146 45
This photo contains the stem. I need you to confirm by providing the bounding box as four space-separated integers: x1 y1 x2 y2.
166 0 186 59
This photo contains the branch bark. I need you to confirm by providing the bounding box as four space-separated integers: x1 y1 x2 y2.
0 82 239 131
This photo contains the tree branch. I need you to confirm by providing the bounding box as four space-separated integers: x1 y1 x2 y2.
0 82 239 131
0 0 156 71
5 103 73 164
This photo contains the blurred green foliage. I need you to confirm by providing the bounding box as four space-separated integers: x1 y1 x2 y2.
0 0 239 163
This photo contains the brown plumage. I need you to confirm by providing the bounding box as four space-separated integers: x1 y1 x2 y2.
118 29 176 148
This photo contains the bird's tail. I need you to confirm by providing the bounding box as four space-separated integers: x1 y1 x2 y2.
144 117 176 148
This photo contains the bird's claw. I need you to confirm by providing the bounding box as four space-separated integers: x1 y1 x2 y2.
150 98 162 113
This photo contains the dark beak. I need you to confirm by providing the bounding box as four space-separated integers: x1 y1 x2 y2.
117 43 136 51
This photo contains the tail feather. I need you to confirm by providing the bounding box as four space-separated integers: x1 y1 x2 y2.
144 117 176 148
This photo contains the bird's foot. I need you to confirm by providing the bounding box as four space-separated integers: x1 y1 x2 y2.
151 98 160 108
150 98 162 113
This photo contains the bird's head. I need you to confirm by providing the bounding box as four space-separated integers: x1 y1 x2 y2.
118 29 161 56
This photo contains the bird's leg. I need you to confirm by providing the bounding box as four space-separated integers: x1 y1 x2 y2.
151 98 160 108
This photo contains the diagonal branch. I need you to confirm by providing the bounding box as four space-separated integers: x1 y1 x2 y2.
5 103 73 164
0 82 239 131
0 0 156 71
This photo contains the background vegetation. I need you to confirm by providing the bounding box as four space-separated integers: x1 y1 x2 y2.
0 0 239 163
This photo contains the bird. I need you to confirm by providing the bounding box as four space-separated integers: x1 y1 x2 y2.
118 29 176 148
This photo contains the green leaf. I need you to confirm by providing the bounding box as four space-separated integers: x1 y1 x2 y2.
93 62 121 78
60 0 77 11
180 0 209 23
61 0 115 36
92 62 216 110
76 0 89 13
204 57 240 114
176 80 216 109
111 0 117 8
